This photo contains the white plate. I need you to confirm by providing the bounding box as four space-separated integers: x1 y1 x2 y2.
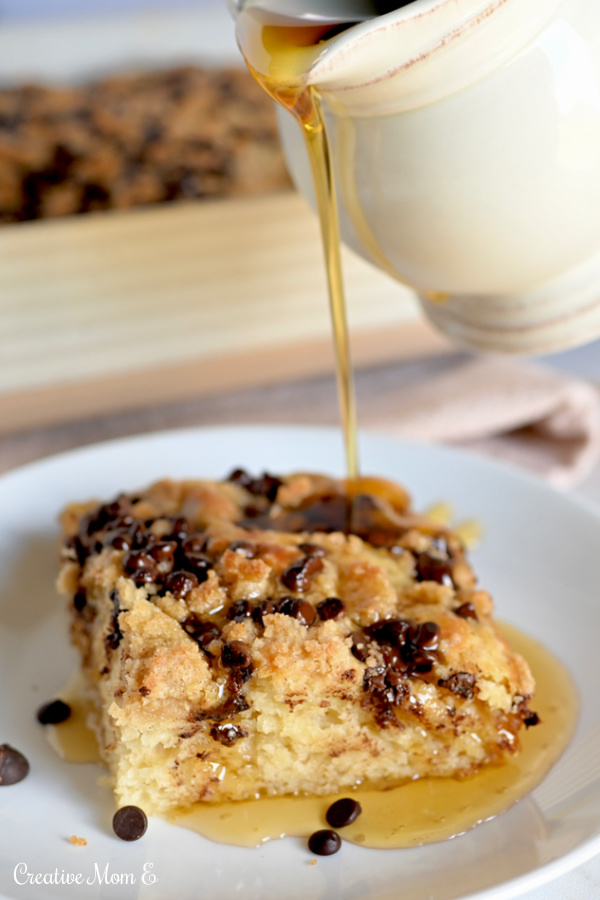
1 425 599 900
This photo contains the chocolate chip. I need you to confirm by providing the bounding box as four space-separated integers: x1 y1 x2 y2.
455 602 478 621
524 711 540 728
229 665 254 692
0 744 30 785
112 805 148 841
228 469 282 503
148 541 177 565
364 667 387 692
277 596 316 626
85 498 131 535
210 723 246 746
366 619 412 646
415 552 455 587
241 505 262 520
227 600 252 621
362 616 441 679
228 541 256 558
221 641 252 669
130 524 148 550
294 599 317 626
228 468 257 493
317 597 345 620
181 616 221 649
438 672 476 698
298 542 326 557
381 644 403 669
431 536 452 557
326 797 362 828
182 535 207 555
198 693 250 722
37 699 71 725
281 555 324 592
385 669 405 687
164 517 191 543
276 596 295 616
104 588 123 652
108 533 132 551
350 630 370 662
123 551 158 584
252 598 277 625
410 652 436 673
308 829 342 856
73 591 87 612
65 534 87 564
180 552 211 581
164 570 199 598
412 621 440 651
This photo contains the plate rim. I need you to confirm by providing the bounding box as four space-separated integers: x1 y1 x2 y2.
2 420 600 512
1 423 599 900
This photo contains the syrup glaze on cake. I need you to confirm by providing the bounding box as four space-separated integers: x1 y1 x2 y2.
57 471 537 817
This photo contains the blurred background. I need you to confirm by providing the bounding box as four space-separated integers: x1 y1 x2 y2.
0 0 238 82
0 0 433 462
0 0 205 19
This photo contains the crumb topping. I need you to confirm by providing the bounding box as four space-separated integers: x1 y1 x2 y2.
61 472 535 737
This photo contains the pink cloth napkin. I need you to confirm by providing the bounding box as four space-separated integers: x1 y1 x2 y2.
359 355 600 487
182 353 599 488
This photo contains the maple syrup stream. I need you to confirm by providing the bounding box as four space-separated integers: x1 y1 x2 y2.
236 10 359 476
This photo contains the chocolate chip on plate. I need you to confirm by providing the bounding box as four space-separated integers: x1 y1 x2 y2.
0 744 30 785
112 805 148 841
308 828 342 856
326 797 362 828
36 699 71 725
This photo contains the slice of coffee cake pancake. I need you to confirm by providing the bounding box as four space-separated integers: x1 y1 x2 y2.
58 471 536 816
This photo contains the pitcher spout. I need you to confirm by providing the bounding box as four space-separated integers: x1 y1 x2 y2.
306 0 561 113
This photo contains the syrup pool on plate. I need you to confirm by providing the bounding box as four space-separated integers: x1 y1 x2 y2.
48 623 577 849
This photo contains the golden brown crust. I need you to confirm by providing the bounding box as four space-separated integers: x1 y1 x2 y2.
58 470 536 815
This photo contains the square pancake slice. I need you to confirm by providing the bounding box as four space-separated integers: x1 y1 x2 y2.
57 471 536 816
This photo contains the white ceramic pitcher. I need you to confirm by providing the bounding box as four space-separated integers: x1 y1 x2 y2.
233 0 600 354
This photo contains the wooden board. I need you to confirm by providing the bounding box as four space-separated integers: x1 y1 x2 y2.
0 192 448 433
